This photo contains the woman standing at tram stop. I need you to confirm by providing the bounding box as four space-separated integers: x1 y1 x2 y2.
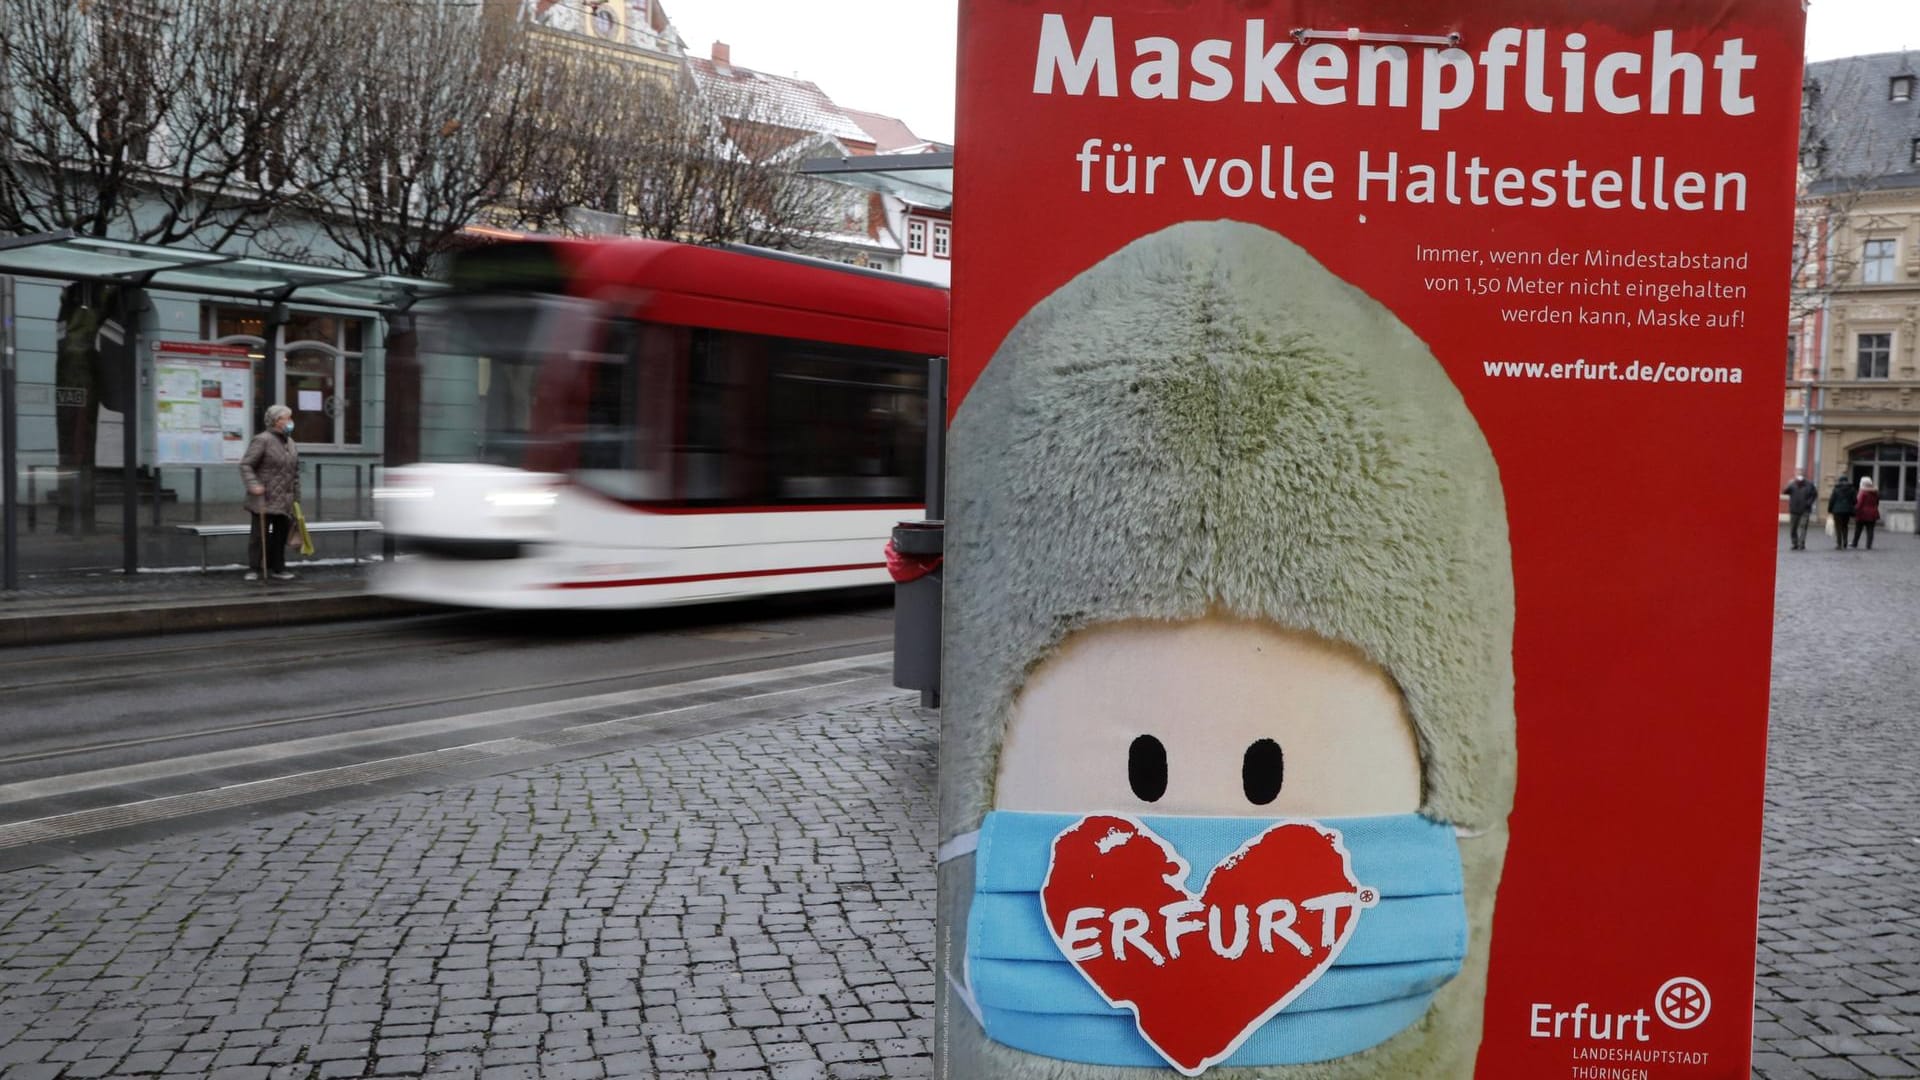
1852 476 1881 550
240 404 301 581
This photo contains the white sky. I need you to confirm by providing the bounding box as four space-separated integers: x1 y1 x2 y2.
1807 0 1920 60
663 1 1916 148
665 1 958 145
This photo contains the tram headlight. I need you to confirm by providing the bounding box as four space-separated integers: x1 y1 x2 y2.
484 488 559 514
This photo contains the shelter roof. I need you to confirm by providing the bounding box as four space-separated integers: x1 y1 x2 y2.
0 234 445 312
800 152 953 212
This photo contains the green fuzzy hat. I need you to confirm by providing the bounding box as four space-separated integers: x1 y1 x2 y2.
937 219 1516 1079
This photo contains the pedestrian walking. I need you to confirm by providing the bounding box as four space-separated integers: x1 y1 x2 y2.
1851 476 1881 550
239 404 301 581
1783 469 1818 550
1828 473 1856 550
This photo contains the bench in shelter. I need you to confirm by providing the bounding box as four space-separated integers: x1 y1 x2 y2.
175 520 384 570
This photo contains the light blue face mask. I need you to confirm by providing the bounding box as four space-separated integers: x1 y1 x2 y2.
945 810 1468 1070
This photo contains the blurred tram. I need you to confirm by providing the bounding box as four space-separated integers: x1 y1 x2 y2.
373 239 947 609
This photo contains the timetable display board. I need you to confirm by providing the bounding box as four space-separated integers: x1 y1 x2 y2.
153 341 254 466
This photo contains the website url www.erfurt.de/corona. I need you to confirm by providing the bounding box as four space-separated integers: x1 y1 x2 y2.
1481 358 1745 384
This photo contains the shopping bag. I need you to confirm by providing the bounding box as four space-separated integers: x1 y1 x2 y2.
292 501 315 557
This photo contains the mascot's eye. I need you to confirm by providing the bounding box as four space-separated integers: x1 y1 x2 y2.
1128 734 1167 802
1243 738 1285 805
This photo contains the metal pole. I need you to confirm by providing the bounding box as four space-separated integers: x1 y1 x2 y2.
151 466 162 528
315 462 323 519
354 464 362 520
921 355 947 711
2 275 18 591
925 355 947 521
1798 379 1813 470
193 467 202 523
120 289 138 575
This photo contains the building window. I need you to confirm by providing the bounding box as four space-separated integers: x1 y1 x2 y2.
204 305 369 448
906 219 926 255
1892 75 1915 102
932 221 950 260
1863 238 1897 283
1856 331 1892 379
1849 441 1919 502
1912 137 1920 166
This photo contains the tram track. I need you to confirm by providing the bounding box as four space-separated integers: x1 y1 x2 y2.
0 632 890 773
0 591 892 693
0 651 900 858
0 613 490 671
0 628 513 693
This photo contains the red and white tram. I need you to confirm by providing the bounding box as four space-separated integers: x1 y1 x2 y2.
373 239 946 608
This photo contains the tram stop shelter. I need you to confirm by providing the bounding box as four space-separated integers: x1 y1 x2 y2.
799 151 954 214
0 233 447 589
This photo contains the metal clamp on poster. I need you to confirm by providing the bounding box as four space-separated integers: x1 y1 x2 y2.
152 341 254 466
938 2 1805 1078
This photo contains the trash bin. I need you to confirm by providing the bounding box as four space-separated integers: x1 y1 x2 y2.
887 519 943 705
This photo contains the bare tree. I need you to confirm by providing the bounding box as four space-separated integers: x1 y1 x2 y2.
706 99 852 253
299 0 554 277
680 84 849 252
0 0 345 248
496 38 673 236
495 47 842 251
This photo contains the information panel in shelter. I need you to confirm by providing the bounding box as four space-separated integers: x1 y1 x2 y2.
153 341 254 466
936 3 1804 1078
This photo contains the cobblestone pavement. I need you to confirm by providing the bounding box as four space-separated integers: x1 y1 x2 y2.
0 695 934 1079
1 529 1917 1079
1753 528 1920 1080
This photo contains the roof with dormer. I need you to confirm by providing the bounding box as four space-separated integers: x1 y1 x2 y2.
688 54 872 145
1804 51 1920 194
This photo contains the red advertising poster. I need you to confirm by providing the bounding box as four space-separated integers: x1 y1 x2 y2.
936 3 1804 1079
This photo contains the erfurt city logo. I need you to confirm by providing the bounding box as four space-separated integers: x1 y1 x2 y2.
1530 976 1714 1042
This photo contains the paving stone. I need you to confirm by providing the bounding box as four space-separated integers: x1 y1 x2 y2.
0 684 913 1077
15 559 1911 1080
1754 538 1920 1078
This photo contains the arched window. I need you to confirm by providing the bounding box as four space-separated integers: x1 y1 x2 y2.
204 306 367 448
1848 441 1919 502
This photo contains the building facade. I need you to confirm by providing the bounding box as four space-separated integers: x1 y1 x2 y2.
1788 51 1920 533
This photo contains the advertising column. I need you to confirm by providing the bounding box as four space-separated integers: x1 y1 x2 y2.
936 3 1804 1079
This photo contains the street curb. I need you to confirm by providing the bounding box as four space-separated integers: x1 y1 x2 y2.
0 592 430 647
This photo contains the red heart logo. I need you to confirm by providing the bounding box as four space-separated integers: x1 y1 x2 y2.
1040 815 1376 1076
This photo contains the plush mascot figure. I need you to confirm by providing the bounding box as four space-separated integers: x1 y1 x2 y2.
938 220 1516 1079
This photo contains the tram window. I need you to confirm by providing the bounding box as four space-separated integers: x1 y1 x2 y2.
480 357 542 467
578 321 636 471
681 331 764 502
675 329 929 506
767 345 926 502
571 319 677 500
